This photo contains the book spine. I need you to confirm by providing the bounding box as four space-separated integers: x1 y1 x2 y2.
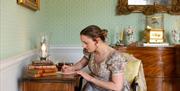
44 69 57 73
41 72 57 77
27 69 44 74
28 65 57 70
27 73 41 78
27 72 57 78
27 69 57 74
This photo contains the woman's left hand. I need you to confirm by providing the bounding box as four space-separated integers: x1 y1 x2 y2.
76 70 93 82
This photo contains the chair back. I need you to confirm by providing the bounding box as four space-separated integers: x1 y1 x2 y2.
122 53 147 91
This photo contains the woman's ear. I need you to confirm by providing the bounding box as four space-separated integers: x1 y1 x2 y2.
95 37 101 42
94 38 101 45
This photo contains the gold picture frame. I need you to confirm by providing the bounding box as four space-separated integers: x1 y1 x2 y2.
17 0 40 11
116 0 180 15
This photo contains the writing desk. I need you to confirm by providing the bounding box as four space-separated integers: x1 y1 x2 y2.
20 72 81 91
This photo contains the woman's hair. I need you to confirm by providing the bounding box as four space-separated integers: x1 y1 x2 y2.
80 25 108 42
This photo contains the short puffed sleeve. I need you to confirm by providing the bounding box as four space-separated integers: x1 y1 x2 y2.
107 52 127 75
83 48 91 60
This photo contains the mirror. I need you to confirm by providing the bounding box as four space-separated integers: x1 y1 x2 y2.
116 0 180 15
128 0 171 5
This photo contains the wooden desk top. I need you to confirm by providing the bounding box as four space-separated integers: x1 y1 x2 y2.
21 72 79 83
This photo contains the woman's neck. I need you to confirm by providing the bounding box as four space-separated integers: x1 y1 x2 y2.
94 43 113 56
93 43 114 63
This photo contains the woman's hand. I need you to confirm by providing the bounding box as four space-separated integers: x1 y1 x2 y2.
61 65 74 72
76 70 94 82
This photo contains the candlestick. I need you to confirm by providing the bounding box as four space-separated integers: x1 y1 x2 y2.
119 31 124 41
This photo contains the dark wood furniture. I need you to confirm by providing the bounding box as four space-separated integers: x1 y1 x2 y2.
20 73 81 91
114 45 180 91
174 44 180 91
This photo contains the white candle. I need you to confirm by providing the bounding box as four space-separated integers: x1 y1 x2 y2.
119 31 123 41
41 43 47 57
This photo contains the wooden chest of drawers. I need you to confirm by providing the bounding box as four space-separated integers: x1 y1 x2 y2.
114 45 180 91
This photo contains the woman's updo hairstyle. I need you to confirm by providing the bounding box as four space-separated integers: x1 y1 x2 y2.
80 25 107 42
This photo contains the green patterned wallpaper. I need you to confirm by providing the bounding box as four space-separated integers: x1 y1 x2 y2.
0 0 48 60
45 0 144 45
44 0 180 46
0 0 180 60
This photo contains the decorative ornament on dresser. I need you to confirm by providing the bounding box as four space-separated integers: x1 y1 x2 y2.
143 14 170 47
125 26 135 45
171 29 180 44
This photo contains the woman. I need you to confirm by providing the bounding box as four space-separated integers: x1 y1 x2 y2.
62 25 130 91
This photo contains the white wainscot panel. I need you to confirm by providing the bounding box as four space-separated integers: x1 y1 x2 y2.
0 50 37 91
49 47 84 63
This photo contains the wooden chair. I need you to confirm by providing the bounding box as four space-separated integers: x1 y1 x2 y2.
123 53 147 91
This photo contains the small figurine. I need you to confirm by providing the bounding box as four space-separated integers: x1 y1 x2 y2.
125 26 135 45
172 29 180 44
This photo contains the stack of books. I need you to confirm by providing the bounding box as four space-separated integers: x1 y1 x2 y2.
27 64 58 78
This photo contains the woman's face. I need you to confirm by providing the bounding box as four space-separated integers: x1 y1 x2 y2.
80 35 97 52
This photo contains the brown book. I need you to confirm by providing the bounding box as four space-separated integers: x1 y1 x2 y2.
44 69 57 73
27 68 57 75
27 72 57 78
27 69 44 74
27 73 41 78
28 64 57 70
41 72 57 77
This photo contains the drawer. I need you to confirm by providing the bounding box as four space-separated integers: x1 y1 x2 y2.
21 81 75 91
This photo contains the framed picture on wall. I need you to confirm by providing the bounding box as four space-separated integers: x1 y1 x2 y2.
17 0 40 11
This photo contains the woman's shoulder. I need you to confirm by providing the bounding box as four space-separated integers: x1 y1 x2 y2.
106 50 126 64
110 50 124 59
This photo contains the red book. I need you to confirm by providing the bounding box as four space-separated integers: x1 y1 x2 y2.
27 71 57 78
28 64 57 70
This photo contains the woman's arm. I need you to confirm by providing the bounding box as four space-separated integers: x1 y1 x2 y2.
72 57 89 70
91 74 124 91
77 71 124 91
62 56 88 72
